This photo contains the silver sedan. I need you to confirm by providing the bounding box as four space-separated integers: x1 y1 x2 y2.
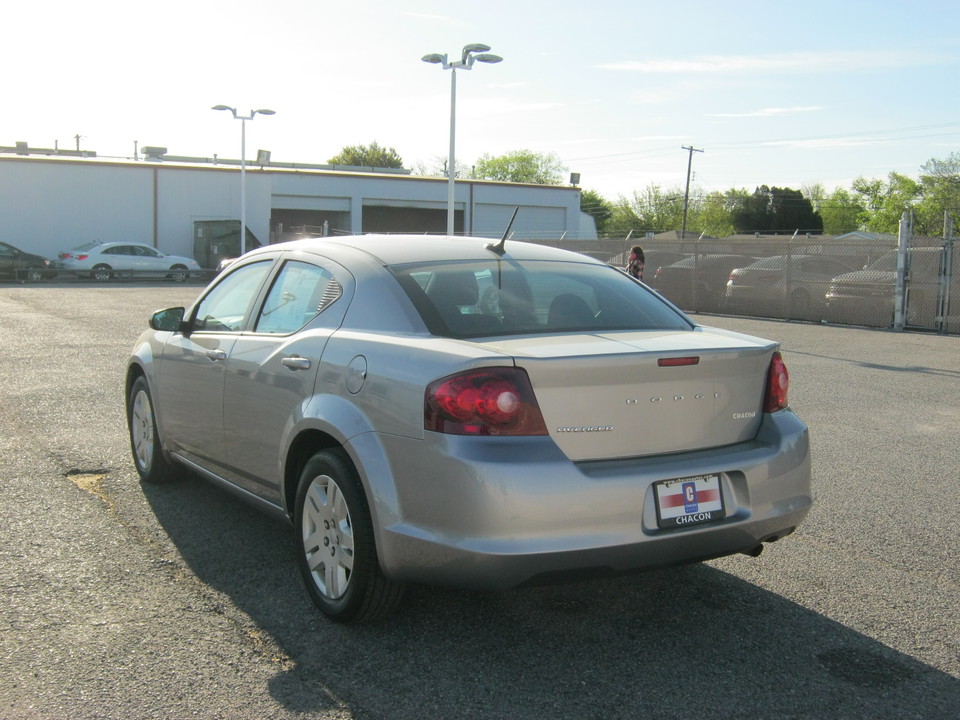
126 235 811 622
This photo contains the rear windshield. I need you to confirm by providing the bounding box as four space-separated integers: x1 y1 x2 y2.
390 259 694 338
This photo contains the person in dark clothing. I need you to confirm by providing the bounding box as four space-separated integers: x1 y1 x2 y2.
626 245 645 280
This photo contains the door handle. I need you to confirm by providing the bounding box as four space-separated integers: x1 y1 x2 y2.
281 355 312 371
206 349 227 362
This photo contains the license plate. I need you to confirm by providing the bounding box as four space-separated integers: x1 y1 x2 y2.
655 474 725 529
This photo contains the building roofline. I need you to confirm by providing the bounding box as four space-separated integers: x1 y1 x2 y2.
0 151 580 192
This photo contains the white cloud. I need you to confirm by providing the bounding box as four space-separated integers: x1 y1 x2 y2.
762 138 883 149
708 106 824 118
403 12 461 25
596 50 943 74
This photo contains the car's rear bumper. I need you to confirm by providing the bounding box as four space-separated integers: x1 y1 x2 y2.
824 292 893 326
366 410 812 590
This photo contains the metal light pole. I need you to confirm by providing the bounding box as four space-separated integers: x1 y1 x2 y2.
212 105 276 255
422 44 502 236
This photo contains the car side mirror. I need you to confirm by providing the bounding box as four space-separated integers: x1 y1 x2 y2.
150 307 186 333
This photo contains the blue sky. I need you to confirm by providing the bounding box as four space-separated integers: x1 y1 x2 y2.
4 0 959 200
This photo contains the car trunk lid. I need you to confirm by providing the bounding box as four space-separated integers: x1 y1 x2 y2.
479 328 777 461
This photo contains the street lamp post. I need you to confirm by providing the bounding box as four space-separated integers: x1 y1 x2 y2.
212 105 276 255
422 44 502 236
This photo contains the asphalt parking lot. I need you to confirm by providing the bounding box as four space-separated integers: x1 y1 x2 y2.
1 281 958 720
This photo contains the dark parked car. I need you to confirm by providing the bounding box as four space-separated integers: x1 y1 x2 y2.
0 241 55 282
825 248 943 327
725 255 856 321
126 235 811 623
649 254 757 312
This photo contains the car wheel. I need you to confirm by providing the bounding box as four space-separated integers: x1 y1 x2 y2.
169 264 188 282
92 264 112 282
128 376 178 484
294 448 404 623
24 265 44 283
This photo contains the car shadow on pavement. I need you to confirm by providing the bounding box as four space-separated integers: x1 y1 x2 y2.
141 472 959 720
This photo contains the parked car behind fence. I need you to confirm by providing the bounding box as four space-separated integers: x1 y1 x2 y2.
649 254 757 313
725 255 856 322
825 247 944 328
577 235 956 335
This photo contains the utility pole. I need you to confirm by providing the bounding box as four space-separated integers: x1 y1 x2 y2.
680 145 703 242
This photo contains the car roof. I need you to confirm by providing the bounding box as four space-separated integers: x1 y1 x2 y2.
243 234 603 267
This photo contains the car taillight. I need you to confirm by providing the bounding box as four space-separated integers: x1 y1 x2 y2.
425 368 548 436
763 352 789 413
76 254 88 261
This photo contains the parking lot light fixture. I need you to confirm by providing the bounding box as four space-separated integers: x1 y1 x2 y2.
212 105 276 255
422 44 502 236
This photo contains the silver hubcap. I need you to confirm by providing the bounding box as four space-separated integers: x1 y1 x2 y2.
302 474 355 599
131 389 154 471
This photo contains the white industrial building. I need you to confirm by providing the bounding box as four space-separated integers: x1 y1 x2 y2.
0 146 591 268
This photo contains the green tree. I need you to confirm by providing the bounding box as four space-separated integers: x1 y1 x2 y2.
818 187 866 235
606 197 641 237
328 142 404 169
805 183 865 234
915 152 960 235
473 150 566 184
607 184 686 237
852 172 921 234
579 189 613 235
695 191 737 238
730 186 822 234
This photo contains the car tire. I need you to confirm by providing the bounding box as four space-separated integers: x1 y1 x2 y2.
169 264 188 282
128 376 178 484
294 448 404 623
24 265 44 283
92 264 112 282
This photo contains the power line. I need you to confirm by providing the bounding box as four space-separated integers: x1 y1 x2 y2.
561 121 960 165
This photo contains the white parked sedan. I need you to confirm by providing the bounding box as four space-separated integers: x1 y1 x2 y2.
126 234 812 623
59 241 200 281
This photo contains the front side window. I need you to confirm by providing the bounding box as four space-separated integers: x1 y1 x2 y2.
392 259 693 338
255 261 341 334
193 261 272 332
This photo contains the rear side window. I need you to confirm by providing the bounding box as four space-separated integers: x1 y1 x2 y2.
391 259 692 338
255 261 341 334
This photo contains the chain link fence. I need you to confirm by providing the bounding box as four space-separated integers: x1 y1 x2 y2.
524 232 959 335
